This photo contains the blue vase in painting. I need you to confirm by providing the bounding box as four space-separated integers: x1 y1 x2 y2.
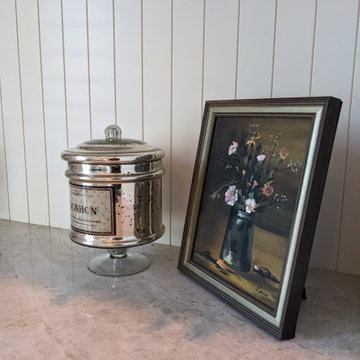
220 208 254 272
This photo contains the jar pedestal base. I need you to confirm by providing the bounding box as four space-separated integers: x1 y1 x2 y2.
87 249 150 276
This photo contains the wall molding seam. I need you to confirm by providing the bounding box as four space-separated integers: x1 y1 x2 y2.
309 0 318 96
234 0 240 99
140 0 144 141
169 0 173 246
112 0 118 126
336 0 360 272
85 0 93 140
0 81 11 220
36 0 51 226
270 0 278 98
14 0 30 223
200 0 206 114
60 0 69 148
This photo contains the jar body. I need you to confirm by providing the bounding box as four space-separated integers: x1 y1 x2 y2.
68 176 164 249
61 125 165 249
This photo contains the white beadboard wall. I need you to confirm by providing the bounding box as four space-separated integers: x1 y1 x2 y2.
0 0 359 275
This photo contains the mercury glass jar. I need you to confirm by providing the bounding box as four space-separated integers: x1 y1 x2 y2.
61 124 165 276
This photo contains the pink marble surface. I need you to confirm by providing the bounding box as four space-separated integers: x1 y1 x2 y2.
0 220 359 359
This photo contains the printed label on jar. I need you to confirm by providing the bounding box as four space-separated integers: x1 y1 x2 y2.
70 184 115 235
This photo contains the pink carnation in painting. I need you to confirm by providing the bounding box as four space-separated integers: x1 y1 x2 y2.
225 185 238 206
228 141 238 155
245 198 256 213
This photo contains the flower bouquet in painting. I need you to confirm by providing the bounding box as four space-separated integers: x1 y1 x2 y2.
210 126 291 272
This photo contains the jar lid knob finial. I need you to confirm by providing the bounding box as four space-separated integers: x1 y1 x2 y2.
105 124 122 141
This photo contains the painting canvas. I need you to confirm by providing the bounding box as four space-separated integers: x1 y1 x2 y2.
193 114 312 310
178 97 342 339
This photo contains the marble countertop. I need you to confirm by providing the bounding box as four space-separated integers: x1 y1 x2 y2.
0 220 359 360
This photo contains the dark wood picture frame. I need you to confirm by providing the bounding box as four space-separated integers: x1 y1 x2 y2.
178 97 342 340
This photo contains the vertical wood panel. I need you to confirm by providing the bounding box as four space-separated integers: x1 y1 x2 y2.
171 0 204 246
338 8 360 275
0 0 29 223
0 84 10 220
309 0 359 271
272 0 316 96
62 0 91 147
114 0 142 139
17 0 49 226
0 0 359 275
237 0 276 98
203 0 239 103
143 0 171 244
39 0 69 229
87 0 116 139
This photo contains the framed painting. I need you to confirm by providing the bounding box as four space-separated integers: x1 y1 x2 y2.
178 97 342 340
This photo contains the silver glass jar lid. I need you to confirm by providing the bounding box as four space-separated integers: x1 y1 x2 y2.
62 124 164 164
61 125 165 181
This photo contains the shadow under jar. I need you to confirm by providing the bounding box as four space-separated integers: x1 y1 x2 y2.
61 125 165 276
